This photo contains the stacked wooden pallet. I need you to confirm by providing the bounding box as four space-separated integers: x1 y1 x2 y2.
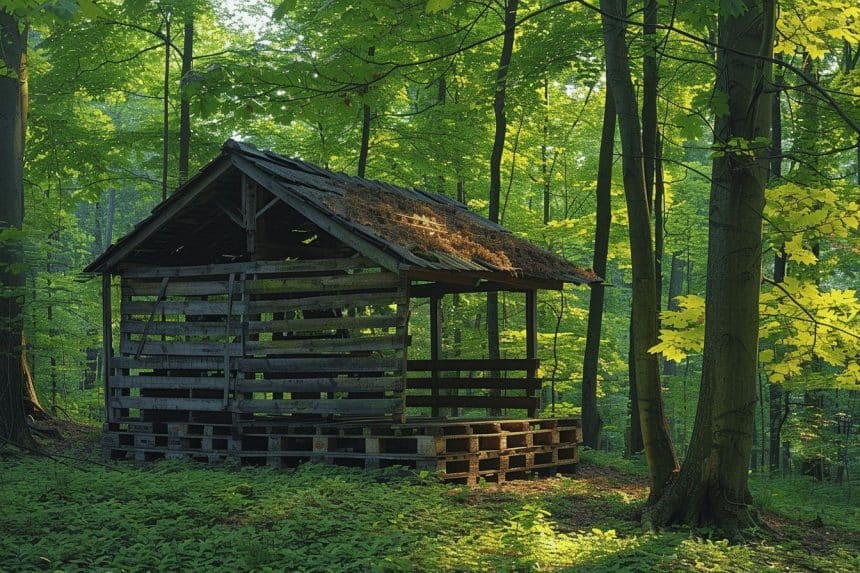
103 417 581 485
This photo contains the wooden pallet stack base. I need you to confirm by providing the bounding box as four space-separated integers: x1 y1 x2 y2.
103 416 581 484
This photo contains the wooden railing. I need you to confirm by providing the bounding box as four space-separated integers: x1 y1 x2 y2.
405 358 540 416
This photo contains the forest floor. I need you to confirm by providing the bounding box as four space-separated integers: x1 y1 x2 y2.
0 421 857 572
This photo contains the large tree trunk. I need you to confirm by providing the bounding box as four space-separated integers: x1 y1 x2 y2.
0 9 35 448
600 0 677 495
581 85 615 448
645 0 774 531
487 0 518 411
178 16 193 185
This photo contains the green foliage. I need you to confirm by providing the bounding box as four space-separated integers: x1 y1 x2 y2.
0 454 856 572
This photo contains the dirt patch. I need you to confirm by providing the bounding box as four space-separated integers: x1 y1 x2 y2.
760 512 860 554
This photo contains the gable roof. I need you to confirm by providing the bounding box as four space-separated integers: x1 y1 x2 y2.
86 139 600 286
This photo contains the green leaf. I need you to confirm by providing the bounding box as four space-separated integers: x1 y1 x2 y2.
425 0 454 14
273 0 297 20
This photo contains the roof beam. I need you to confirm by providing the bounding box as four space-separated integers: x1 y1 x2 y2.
86 158 234 273
231 155 403 274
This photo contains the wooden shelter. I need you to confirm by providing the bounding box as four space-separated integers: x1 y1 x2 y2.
86 140 598 483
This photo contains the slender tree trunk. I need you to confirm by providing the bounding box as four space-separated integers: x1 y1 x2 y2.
601 0 677 495
663 252 684 376
581 85 615 448
357 46 375 178
178 16 193 185
487 0 519 408
542 77 551 224
642 0 658 208
645 0 774 531
0 9 34 448
161 10 171 201
768 60 785 473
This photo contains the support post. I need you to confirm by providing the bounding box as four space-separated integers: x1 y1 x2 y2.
101 273 112 422
242 174 256 256
430 294 442 418
525 289 538 417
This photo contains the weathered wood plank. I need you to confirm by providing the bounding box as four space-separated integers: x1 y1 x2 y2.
120 334 403 357
122 272 401 297
112 355 403 372
120 291 401 316
241 356 403 374
407 358 539 372
110 375 229 389
120 256 375 279
109 396 227 412
121 314 403 337
236 376 401 393
405 377 542 390
405 395 538 410
236 398 402 415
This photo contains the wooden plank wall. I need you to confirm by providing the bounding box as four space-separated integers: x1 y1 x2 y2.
109 257 408 424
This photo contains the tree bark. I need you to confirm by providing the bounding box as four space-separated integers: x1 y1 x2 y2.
768 59 785 473
663 252 685 376
178 16 193 185
161 10 171 200
645 0 774 531
487 0 518 408
581 85 615 448
600 0 677 495
0 9 35 448
357 46 375 178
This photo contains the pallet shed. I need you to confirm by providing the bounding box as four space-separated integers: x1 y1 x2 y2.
86 139 597 482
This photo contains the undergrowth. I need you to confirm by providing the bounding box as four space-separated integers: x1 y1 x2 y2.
1 448 857 572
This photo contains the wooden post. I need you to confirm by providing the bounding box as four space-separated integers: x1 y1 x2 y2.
242 174 256 256
430 295 442 418
101 273 112 422
525 289 538 417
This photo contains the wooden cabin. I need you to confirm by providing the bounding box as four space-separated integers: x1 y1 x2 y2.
86 139 599 484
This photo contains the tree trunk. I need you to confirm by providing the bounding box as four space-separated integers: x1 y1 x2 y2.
542 77 551 224
645 0 774 531
581 85 615 448
768 61 785 473
0 9 35 448
178 16 193 185
663 252 684 376
600 0 677 495
161 10 171 200
487 0 518 413
357 46 375 178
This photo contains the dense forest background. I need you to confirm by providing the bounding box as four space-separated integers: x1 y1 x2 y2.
2 0 858 513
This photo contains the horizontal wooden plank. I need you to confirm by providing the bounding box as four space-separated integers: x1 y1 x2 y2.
110 375 228 389
236 376 402 393
241 356 404 374
121 335 404 357
123 272 400 297
121 339 239 357
120 291 402 316
406 359 540 372
121 257 376 279
405 395 538 410
120 315 403 337
113 355 404 373
405 377 542 391
109 396 227 412
236 398 402 415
